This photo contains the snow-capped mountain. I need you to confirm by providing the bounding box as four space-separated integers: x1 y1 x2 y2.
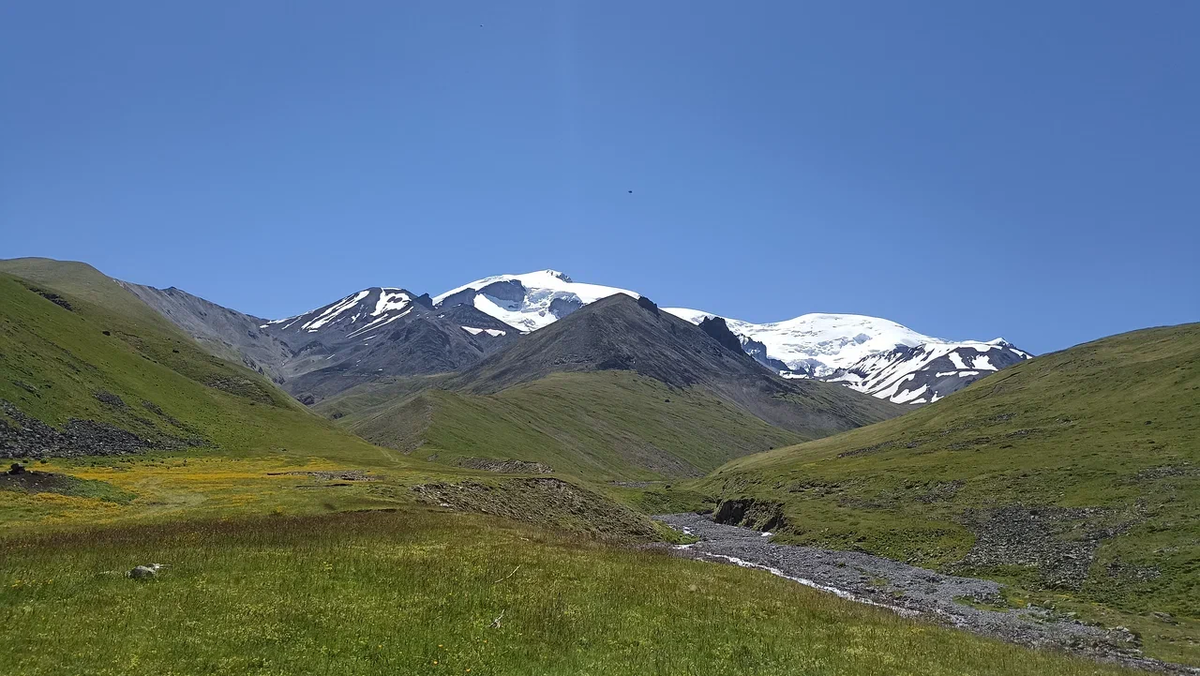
824 339 1032 404
222 269 1031 405
426 271 1034 404
247 286 518 400
663 309 1032 403
266 287 432 348
663 310 935 377
433 270 638 332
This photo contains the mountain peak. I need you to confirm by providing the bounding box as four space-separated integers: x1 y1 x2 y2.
539 269 572 282
431 270 637 332
264 286 422 340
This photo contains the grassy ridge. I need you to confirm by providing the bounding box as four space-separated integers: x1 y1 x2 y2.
325 371 804 481
0 269 399 468
0 509 1136 676
691 323 1200 664
0 258 183 331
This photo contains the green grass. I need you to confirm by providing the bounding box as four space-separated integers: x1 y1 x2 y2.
0 258 185 332
681 323 1200 665
0 256 1184 672
324 371 803 481
0 268 409 469
0 470 137 504
0 509 1138 676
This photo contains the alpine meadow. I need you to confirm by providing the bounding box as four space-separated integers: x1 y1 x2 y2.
2 3 1198 675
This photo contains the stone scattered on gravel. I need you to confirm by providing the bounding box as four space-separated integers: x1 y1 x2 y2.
455 458 554 474
1152 612 1178 625
955 505 1139 589
0 400 204 459
93 390 127 408
26 285 73 311
410 478 660 542
266 470 378 482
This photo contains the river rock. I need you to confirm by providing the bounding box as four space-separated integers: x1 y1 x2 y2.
128 564 164 580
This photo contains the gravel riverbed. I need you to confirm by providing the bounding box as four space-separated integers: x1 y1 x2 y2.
655 513 1196 674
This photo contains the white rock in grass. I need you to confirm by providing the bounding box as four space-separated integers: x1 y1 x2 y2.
128 563 165 580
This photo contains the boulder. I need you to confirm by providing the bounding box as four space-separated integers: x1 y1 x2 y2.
128 563 165 580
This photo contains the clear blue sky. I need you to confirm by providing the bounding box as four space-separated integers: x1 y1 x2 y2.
2 1 1197 354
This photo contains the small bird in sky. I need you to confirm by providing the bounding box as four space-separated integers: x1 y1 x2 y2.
628 190 633 194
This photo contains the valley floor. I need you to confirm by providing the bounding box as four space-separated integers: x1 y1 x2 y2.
0 506 1142 676
657 513 1195 675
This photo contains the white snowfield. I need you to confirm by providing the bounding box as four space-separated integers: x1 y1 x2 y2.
432 269 638 333
373 289 412 316
664 309 936 377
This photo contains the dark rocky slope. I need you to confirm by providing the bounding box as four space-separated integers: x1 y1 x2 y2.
450 294 906 436
119 282 294 381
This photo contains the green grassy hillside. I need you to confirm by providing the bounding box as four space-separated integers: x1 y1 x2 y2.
322 371 805 481
692 323 1200 664
0 267 391 467
0 258 178 327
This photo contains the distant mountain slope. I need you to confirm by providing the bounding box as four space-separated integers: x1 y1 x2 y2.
448 294 906 436
260 288 517 401
326 371 804 480
265 287 433 348
283 312 513 403
118 281 294 382
824 339 1030 403
319 294 904 479
694 322 1200 664
665 309 935 375
81 276 518 402
0 263 386 464
666 308 1034 403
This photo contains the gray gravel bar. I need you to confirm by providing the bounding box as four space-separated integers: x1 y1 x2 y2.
655 513 1196 674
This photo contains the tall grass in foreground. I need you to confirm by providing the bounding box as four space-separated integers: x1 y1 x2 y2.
0 510 1133 676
